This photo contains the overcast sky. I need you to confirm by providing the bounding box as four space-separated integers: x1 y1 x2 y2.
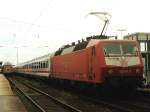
0 0 150 65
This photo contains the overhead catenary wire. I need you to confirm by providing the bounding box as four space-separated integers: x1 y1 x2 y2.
0 0 55 32
25 0 54 38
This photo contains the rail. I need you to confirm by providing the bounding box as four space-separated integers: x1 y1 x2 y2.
7 77 82 112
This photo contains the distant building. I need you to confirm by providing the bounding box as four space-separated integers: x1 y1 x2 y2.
124 32 150 85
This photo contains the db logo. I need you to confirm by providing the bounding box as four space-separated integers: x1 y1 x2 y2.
120 58 128 67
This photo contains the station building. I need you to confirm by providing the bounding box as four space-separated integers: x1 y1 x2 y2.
124 32 150 84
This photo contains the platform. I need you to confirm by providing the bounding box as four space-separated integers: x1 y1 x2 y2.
0 74 27 112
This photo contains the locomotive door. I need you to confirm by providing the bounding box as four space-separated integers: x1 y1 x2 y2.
88 46 97 80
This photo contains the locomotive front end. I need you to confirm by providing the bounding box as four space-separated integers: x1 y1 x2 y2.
102 40 143 88
2 62 14 75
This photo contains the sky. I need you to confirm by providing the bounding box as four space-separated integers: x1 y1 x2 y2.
0 0 150 65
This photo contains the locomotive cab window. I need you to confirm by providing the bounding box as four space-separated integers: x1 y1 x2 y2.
122 43 138 56
103 44 121 57
103 43 138 57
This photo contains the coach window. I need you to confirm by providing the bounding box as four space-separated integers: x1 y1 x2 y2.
44 62 46 68
31 63 33 69
45 61 48 68
39 62 41 69
37 63 38 69
33 63 35 69
40 61 42 68
45 61 47 68
38 62 40 69
37 62 39 69
92 47 96 56
41 62 43 68
29 64 31 69
36 62 38 69
32 63 34 69
42 62 44 68
36 62 37 69
35 63 37 69
43 61 46 68
40 62 42 69
34 63 36 69
33 63 36 69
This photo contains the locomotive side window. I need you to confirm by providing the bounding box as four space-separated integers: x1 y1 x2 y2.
92 47 96 56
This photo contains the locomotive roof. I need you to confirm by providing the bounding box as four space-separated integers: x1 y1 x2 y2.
54 35 107 56
55 38 137 56
98 39 137 42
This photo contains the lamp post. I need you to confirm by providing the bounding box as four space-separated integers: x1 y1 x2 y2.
14 45 50 65
117 29 127 38
37 45 49 54
15 46 28 65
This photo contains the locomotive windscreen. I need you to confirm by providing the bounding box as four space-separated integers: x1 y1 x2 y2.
103 43 138 57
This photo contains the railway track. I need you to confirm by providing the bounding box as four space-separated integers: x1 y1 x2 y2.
8 75 150 112
79 95 133 112
7 77 83 112
81 90 150 112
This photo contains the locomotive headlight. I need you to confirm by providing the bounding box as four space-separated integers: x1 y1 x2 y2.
136 68 140 74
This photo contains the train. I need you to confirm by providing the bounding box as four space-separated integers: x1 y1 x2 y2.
14 35 144 90
2 62 14 75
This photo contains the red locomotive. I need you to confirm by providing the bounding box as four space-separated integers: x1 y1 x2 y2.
2 62 14 75
14 36 144 89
